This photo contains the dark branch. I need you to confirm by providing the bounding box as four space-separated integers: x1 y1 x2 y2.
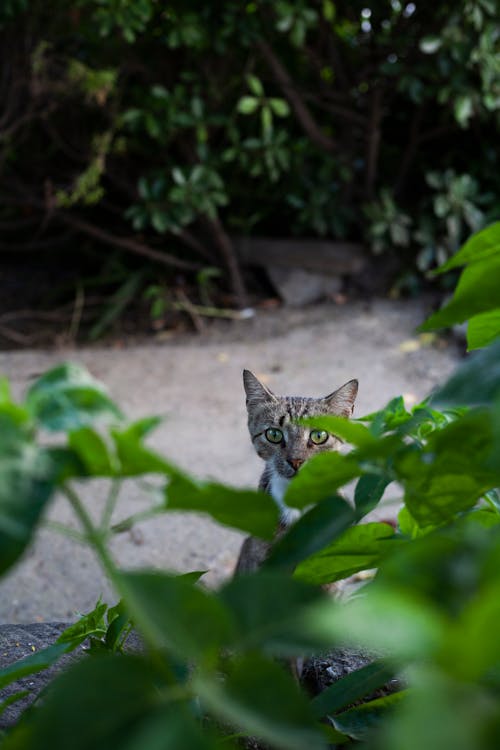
255 38 337 153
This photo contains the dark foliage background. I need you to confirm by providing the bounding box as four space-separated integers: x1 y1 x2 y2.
0 0 499 339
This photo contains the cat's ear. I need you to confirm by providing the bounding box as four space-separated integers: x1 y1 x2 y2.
243 370 276 403
323 379 358 417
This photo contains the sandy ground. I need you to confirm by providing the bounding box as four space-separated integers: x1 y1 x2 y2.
0 298 462 623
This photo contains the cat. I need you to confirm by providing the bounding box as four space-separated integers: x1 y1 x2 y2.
235 370 358 574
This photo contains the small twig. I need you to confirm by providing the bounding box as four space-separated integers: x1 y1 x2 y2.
67 283 85 342
43 520 88 544
111 505 165 534
171 300 255 320
176 289 205 333
55 213 203 273
203 214 248 308
0 323 34 345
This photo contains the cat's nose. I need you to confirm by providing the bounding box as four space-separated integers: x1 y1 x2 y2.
287 458 304 472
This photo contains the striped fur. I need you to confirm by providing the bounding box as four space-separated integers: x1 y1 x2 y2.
235 370 358 574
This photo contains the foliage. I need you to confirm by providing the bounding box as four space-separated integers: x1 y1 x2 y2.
0 226 499 747
421 221 500 349
0 0 499 325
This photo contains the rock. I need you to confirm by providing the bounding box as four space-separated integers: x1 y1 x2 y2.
234 237 367 275
266 265 342 306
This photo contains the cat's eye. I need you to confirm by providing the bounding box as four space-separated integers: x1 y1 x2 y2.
310 429 328 445
265 427 284 444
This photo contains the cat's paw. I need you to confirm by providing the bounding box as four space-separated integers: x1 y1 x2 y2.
280 507 302 527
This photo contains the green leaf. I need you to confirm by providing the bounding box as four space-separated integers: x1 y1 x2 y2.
436 222 500 273
1 654 196 750
266 496 355 570
294 523 399 585
354 473 392 516
247 74 264 96
434 339 500 406
454 96 473 127
111 421 175 475
420 254 500 331
166 474 279 540
261 105 273 135
467 308 500 349
117 571 235 659
26 363 122 432
397 411 500 525
310 659 398 718
0 601 109 691
56 601 108 646
447 581 500 680
68 427 117 475
269 98 290 117
0 415 58 575
332 691 406 740
219 571 325 655
237 96 259 114
284 452 360 509
309 588 445 660
0 642 69 692
300 416 376 448
195 654 327 750
420 36 442 53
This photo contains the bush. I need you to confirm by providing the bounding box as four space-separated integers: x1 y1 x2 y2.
1 0 499 317
0 224 499 748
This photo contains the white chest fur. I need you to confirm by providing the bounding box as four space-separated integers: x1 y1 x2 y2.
269 473 301 527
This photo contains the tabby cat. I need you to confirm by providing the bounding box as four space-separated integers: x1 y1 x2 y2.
235 370 358 573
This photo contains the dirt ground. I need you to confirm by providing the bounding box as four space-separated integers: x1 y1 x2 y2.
0 297 462 623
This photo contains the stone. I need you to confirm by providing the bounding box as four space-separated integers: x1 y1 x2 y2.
234 237 367 275
266 265 342 307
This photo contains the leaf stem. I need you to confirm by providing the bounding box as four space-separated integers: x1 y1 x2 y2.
100 479 122 533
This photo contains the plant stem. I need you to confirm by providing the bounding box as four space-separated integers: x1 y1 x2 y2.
111 505 165 534
63 484 117 581
43 520 88 544
62 484 169 657
100 479 122 533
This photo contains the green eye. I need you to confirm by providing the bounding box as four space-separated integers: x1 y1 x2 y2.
265 427 284 444
310 429 328 445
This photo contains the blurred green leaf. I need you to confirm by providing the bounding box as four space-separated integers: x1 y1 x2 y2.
354 473 393 515
310 659 398 718
433 340 500 406
284 452 360 509
436 222 500 273
220 571 325 655
26 364 122 432
294 522 399 585
237 96 259 114
0 414 58 575
266 495 355 570
166 474 279 539
332 691 406 740
117 571 235 659
309 588 445 660
0 654 191 750
195 653 327 750
68 427 116 475
397 411 500 525
466 308 500 349
420 254 500 330
300 416 376 448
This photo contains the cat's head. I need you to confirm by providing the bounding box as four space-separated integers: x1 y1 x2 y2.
243 370 358 480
